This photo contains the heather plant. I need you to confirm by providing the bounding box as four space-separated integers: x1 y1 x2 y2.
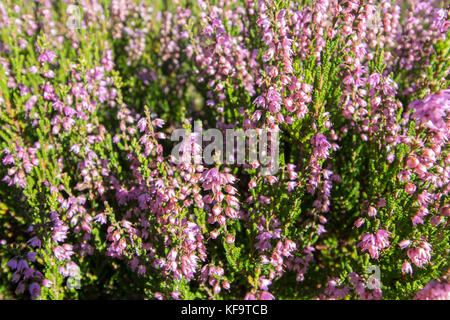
0 0 448 300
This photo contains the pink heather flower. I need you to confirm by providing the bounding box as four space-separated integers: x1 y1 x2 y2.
433 8 449 33
2 154 14 165
225 234 235 244
260 291 275 300
354 218 365 228
267 88 282 104
402 261 413 275
287 181 297 192
69 144 80 154
225 195 239 207
44 70 55 78
368 73 381 87
440 205 450 217
29 282 41 299
137 118 147 132
259 276 272 291
430 216 443 226
29 66 38 74
262 31 273 44
244 293 256 300
45 50 57 63
42 279 52 288
181 253 199 280
38 50 56 64
63 106 76 117
154 292 163 300
53 246 68 261
283 240 296 257
252 110 262 121
387 153 395 163
268 102 280 113
301 83 313 93
358 233 378 258
43 82 55 100
213 283 221 295
415 280 450 300
225 206 238 218
263 45 276 62
371 96 381 107
171 291 180 300
359 230 391 259
414 164 428 177
94 213 107 224
6 259 17 270
212 204 221 216
312 134 331 159
137 265 146 275
153 118 165 128
433 8 446 22
210 229 219 239
375 230 391 249
253 95 266 108
317 224 326 236
202 168 220 184
422 149 436 163
410 90 450 131
405 183 416 195
417 191 431 206
407 243 432 268
367 206 377 217
203 24 213 36
398 240 411 250
26 252 37 262
27 236 41 248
